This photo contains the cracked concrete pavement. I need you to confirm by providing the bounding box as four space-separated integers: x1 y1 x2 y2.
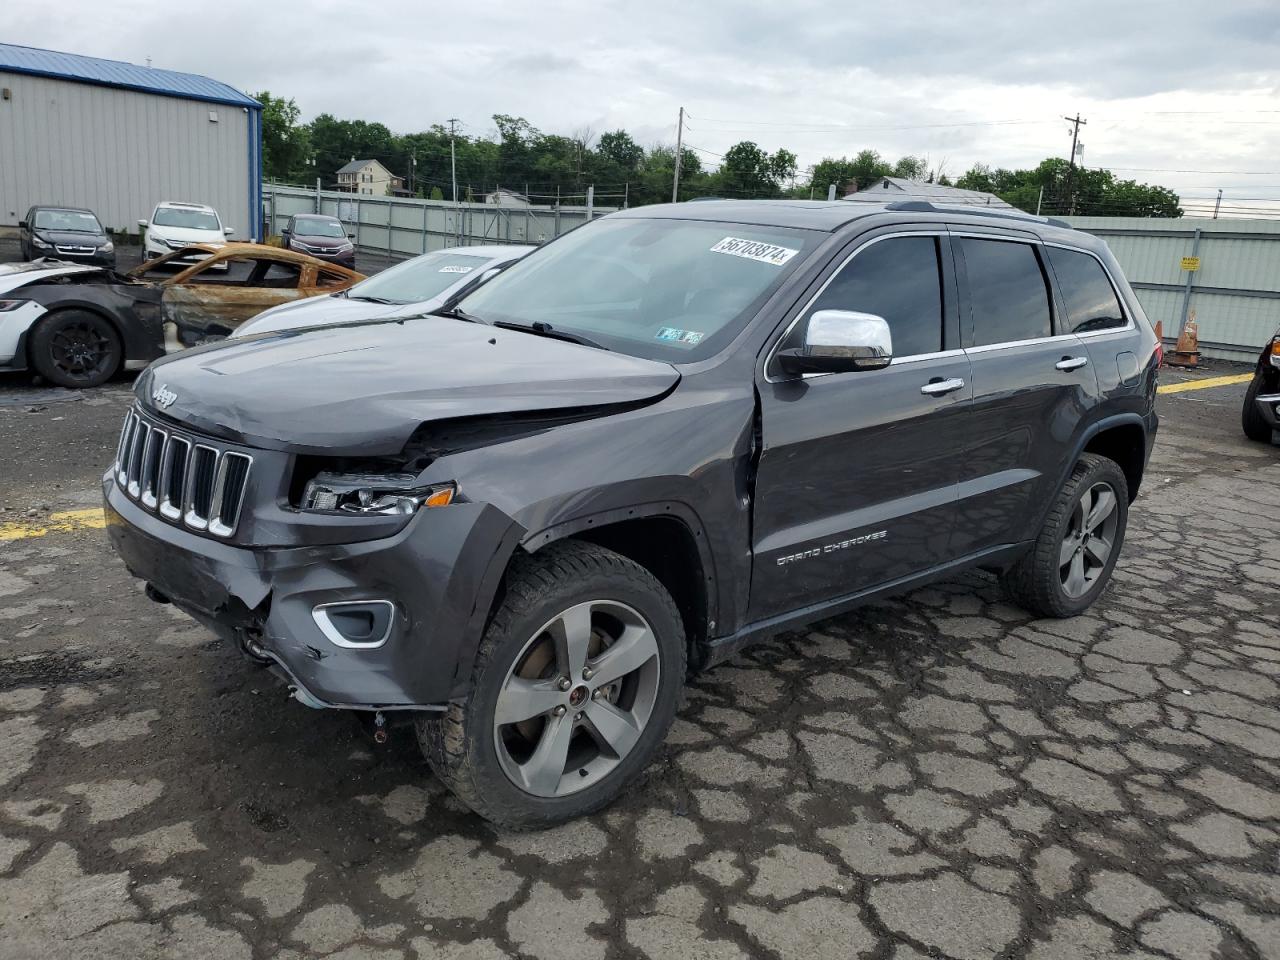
0 364 1277 959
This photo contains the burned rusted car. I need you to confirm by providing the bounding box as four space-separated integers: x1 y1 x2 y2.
0 244 363 387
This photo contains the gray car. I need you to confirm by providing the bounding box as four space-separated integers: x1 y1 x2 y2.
231 244 532 338
104 199 1158 828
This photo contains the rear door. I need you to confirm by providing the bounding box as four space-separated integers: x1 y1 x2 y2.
949 230 1102 556
749 229 972 621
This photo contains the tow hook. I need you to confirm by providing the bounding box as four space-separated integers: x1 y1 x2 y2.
373 711 388 744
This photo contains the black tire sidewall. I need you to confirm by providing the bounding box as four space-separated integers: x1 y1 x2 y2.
1044 458 1129 615
459 555 684 825
1242 371 1272 442
30 310 122 388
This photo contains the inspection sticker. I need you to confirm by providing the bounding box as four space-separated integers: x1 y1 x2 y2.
709 236 799 266
439 265 475 274
655 327 705 345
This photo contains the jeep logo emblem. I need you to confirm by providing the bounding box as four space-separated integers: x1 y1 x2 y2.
152 383 178 409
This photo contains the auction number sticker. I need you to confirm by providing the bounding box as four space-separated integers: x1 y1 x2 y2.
710 236 799 266
655 327 705 345
439 265 475 274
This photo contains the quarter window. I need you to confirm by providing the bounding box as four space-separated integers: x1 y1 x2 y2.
959 239 1052 346
1046 247 1126 333
791 236 944 358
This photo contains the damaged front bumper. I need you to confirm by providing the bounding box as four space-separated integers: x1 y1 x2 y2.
103 473 521 711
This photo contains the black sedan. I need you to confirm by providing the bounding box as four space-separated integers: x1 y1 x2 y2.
19 206 116 267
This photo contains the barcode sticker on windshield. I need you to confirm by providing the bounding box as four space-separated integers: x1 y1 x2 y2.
709 236 798 266
439 265 474 274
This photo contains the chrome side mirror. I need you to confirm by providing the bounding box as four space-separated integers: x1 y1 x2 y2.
778 310 893 375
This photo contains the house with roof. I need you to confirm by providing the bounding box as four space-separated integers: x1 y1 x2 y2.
0 42 262 239
335 159 404 197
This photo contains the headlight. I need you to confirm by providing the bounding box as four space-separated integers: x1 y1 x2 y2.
338 242 354 252
0 299 31 312
300 472 455 516
32 236 50 248
101 241 115 253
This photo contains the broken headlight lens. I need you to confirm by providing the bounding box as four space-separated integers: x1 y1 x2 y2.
300 472 455 516
0 299 31 312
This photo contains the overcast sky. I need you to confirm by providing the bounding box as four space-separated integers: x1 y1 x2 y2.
11 0 1280 210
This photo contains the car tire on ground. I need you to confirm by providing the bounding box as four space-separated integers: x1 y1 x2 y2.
1000 453 1129 619
418 541 686 829
29 309 123 389
1242 370 1273 443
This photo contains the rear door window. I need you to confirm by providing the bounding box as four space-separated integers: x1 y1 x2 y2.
787 235 944 358
959 238 1053 346
1045 247 1127 333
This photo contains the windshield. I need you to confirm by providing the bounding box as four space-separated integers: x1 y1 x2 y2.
295 218 347 238
456 217 819 361
34 210 103 234
153 208 221 231
349 251 490 304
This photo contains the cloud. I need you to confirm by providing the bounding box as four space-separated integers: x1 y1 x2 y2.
8 0 1280 197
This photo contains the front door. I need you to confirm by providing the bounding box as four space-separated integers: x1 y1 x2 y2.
749 231 972 622
161 255 310 348
948 232 1102 556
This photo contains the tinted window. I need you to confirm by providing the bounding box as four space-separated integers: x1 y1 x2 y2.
790 236 943 358
1046 247 1126 333
960 239 1052 346
153 208 221 231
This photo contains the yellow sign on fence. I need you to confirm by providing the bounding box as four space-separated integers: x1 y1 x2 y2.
1181 256 1201 271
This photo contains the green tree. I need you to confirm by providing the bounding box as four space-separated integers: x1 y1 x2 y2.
253 90 310 182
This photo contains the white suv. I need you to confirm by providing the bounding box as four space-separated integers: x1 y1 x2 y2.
139 202 233 263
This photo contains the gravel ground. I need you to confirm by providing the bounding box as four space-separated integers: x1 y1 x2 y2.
0 362 1277 960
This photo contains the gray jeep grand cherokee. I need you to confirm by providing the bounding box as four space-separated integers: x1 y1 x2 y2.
104 200 1159 827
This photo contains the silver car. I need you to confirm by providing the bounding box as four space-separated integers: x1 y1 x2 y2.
231 244 533 338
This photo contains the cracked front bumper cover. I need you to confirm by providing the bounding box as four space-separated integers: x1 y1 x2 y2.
103 473 522 709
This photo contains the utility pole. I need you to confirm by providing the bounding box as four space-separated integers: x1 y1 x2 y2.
447 119 460 204
671 107 684 203
1063 113 1087 215
447 118 460 247
1213 188 1223 219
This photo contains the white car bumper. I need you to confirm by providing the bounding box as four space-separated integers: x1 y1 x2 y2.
0 301 51 368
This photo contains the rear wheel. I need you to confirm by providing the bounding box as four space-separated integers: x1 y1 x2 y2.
1242 371 1274 442
29 310 122 388
1001 453 1129 618
418 541 685 829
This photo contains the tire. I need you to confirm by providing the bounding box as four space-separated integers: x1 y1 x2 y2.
1001 453 1129 618
29 309 123 389
418 541 686 829
1242 371 1274 443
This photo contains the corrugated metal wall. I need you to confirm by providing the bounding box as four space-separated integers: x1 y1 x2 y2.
1067 216 1280 361
0 71 254 238
263 184 618 256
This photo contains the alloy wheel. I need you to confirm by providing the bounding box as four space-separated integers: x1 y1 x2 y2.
49 320 113 381
493 599 661 798
1059 481 1120 598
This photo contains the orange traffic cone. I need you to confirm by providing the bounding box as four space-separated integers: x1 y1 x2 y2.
1167 311 1200 368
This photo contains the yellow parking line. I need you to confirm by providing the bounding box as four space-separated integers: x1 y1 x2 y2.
0 507 106 543
1158 373 1253 395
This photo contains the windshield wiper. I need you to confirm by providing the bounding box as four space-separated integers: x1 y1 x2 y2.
346 295 405 305
435 305 483 325
491 320 609 351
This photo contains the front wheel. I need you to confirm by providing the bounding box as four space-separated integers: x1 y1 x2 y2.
418 541 686 829
1001 453 1129 618
29 310 122 388
1242 371 1274 443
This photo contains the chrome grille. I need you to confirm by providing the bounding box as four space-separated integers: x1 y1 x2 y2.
115 411 252 537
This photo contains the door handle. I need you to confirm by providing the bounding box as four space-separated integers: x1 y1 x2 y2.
1055 356 1089 372
920 377 965 396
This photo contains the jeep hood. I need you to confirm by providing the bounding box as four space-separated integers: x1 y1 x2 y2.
137 315 679 455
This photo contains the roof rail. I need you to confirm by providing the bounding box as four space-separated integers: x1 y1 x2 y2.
883 200 1073 231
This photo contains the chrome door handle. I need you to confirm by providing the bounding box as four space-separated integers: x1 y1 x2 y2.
1055 356 1089 372
920 377 965 396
